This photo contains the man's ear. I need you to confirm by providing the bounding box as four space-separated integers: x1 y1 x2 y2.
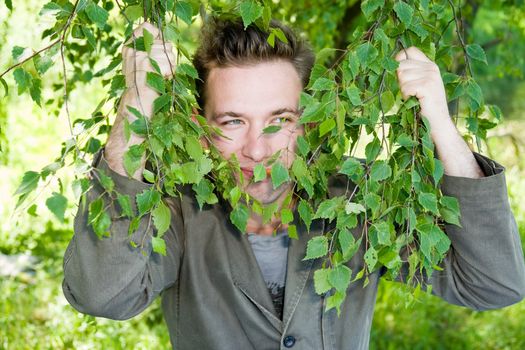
191 107 210 149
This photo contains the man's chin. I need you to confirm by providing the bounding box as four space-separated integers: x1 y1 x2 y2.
243 181 290 205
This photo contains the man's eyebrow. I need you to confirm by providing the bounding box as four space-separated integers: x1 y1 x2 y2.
212 111 245 120
270 108 300 116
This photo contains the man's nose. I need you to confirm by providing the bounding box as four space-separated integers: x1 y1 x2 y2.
241 125 272 162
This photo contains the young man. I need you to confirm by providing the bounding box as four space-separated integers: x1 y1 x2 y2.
63 18 525 349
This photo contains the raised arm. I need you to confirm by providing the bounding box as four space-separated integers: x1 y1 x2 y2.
393 46 525 309
62 23 183 320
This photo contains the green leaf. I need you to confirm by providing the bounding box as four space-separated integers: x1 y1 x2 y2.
288 224 298 239
339 158 362 176
230 204 249 232
29 78 42 106
380 90 395 112
34 54 54 75
466 79 483 109
418 192 439 215
466 44 487 64
303 236 328 260
14 171 40 196
12 46 25 61
311 77 335 91
364 192 381 214
152 236 167 256
239 1 263 29
177 63 198 79
346 84 362 106
153 94 171 114
339 230 359 260
0 77 8 97
185 136 203 160
328 265 352 292
313 268 331 294
136 188 161 216
4 0 12 10
364 246 378 270
142 169 155 183
440 196 461 226
39 2 66 16
88 198 111 238
296 136 310 157
370 161 392 182
318 118 335 137
361 0 384 18
146 72 165 94
397 133 416 148
86 2 109 29
262 125 281 134
281 208 294 225
356 42 378 65
124 4 143 21
365 137 381 163
345 202 365 214
45 192 68 222
82 27 97 49
314 197 343 221
193 178 218 208
27 204 38 217
372 221 391 245
123 144 144 177
393 1 414 27
152 200 171 237
229 186 242 207
143 29 154 54
175 1 193 25
117 194 134 218
13 68 32 94
96 170 115 192
270 162 290 189
347 51 360 78
298 199 313 231
253 163 267 182
325 290 346 315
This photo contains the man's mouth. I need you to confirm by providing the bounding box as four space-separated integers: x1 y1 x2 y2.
241 168 254 179
240 167 271 181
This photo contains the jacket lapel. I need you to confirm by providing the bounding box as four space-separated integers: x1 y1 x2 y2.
282 217 325 328
226 222 284 332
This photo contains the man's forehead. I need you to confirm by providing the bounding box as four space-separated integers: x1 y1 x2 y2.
204 60 303 118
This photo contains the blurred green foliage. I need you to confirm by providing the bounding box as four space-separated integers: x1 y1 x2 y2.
1 0 524 349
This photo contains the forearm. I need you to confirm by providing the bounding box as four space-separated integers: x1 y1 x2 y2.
105 87 159 180
427 113 484 179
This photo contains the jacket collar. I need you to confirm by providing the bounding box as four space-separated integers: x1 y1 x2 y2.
225 209 325 333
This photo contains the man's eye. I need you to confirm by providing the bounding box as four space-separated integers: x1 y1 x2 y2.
223 119 243 126
272 116 292 124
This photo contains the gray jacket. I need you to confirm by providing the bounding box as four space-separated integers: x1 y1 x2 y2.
63 152 525 349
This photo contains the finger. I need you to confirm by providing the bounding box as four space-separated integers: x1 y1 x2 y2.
397 67 439 81
395 46 432 63
133 22 161 39
398 78 428 100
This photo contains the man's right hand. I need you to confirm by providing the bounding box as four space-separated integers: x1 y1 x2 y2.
122 22 176 101
104 22 176 179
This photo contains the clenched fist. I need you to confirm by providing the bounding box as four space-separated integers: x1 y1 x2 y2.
395 46 450 129
122 22 177 96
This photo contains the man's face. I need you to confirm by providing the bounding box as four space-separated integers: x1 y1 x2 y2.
204 60 303 205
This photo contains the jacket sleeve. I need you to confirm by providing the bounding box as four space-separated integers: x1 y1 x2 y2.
422 153 525 310
62 150 184 320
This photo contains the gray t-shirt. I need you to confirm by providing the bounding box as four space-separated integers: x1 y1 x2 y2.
247 231 289 319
